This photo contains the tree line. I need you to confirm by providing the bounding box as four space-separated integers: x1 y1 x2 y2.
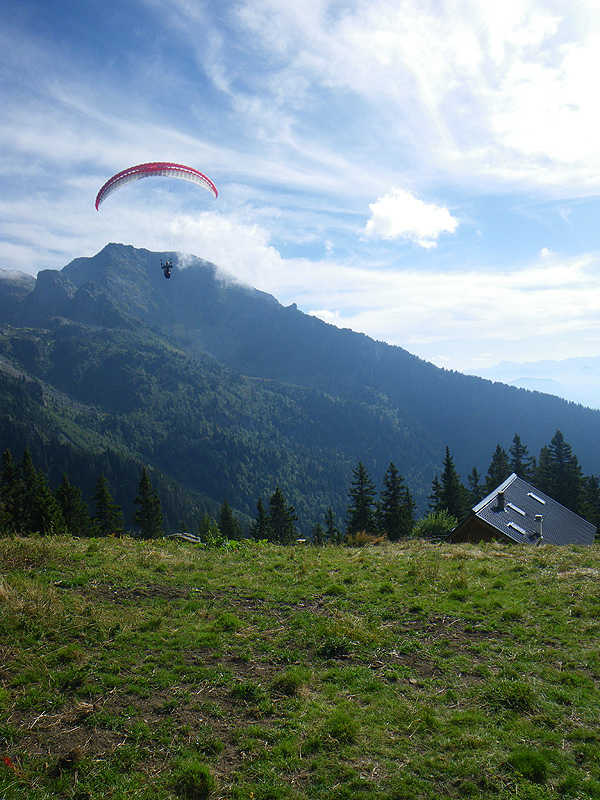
246 461 415 545
3 430 598 542
0 447 416 545
0 449 164 539
427 430 600 532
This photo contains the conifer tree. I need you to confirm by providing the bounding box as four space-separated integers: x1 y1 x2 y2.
0 449 17 532
325 507 341 544
134 468 163 539
55 474 94 537
467 467 484 506
346 461 377 535
437 447 468 520
509 434 535 480
536 430 582 511
485 444 511 493
380 462 414 540
16 449 38 532
312 522 325 546
93 475 124 536
219 500 241 540
536 444 554 490
579 475 600 532
268 487 297 545
429 475 443 512
197 513 222 544
402 485 417 533
250 498 272 540
16 450 64 535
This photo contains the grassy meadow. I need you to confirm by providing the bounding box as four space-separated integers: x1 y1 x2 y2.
0 536 599 800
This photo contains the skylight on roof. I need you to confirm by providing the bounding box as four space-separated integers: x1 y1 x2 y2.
528 492 546 504
507 521 527 535
507 502 525 516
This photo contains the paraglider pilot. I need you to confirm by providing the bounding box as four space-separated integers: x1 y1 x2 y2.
161 259 173 279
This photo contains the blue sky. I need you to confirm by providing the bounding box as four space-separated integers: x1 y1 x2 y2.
3 0 600 386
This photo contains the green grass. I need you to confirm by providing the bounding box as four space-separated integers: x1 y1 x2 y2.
1 536 599 799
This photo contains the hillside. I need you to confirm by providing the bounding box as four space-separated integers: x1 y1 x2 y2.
1 536 599 799
2 243 600 531
58 245 600 477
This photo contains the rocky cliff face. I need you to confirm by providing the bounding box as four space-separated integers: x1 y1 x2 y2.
0 269 36 322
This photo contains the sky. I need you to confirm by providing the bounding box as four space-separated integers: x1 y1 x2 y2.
3 0 600 392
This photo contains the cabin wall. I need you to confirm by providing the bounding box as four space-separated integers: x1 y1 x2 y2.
450 516 510 544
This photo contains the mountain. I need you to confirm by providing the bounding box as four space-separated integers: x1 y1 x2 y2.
473 357 600 411
0 269 36 321
2 243 600 532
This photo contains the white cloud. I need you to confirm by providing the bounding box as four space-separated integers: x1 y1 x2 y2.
364 188 458 248
302 252 600 371
5 0 600 383
228 0 600 194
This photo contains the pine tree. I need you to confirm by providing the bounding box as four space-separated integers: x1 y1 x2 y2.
16 449 39 532
536 445 554 494
312 522 325 546
401 485 416 534
219 500 241 540
250 498 272 540
197 513 222 545
268 487 297 545
93 475 124 536
509 434 535 480
539 430 583 511
0 449 17 532
16 450 64 535
485 444 511 493
579 474 600 532
467 467 484 506
324 507 341 544
429 475 443 512
134 468 163 539
439 447 468 520
380 462 414 540
346 461 377 536
55 474 94 537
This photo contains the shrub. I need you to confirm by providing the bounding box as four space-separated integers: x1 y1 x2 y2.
412 511 458 540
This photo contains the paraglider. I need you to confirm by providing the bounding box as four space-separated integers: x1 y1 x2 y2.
161 259 173 279
94 162 218 210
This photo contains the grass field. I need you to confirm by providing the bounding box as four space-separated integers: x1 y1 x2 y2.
1 536 599 800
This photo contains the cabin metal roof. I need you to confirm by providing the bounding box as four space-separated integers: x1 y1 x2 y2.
456 473 596 545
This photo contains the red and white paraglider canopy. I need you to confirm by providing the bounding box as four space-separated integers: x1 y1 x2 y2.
95 162 218 210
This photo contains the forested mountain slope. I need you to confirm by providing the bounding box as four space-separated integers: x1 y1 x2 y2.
59 244 600 476
1 242 600 531
0 318 428 531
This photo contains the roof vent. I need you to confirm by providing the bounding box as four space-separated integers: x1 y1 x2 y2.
535 514 544 543
496 491 505 511
528 491 546 505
